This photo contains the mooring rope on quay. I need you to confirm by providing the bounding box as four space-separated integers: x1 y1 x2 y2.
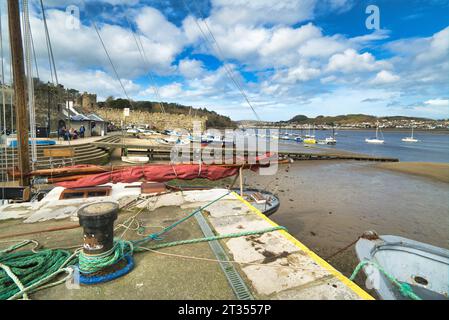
0 191 286 300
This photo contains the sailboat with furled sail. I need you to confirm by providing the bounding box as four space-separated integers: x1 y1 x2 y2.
365 121 384 144
402 126 419 143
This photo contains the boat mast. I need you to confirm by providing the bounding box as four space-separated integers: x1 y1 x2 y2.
8 0 30 186
376 121 379 139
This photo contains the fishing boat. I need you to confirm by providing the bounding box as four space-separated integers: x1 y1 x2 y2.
365 122 384 144
402 127 419 143
121 156 150 164
355 231 449 300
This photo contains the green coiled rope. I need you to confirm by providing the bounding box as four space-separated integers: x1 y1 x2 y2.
78 240 133 274
0 240 77 300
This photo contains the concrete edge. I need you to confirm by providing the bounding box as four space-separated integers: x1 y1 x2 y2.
231 191 375 301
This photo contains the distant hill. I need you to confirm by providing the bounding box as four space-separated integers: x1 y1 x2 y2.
97 98 236 128
285 114 432 125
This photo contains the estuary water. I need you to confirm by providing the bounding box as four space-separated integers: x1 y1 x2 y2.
273 129 449 162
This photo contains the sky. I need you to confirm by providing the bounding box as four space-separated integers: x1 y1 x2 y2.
1 0 448 121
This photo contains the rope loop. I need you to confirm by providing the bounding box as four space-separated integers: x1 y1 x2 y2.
350 259 422 300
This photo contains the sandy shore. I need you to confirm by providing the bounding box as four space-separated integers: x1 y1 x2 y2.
376 162 449 183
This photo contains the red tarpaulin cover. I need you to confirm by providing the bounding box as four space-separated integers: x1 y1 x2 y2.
56 164 256 189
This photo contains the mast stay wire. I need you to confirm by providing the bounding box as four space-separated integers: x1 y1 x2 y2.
39 0 57 85
92 21 132 103
23 0 38 170
123 13 166 114
181 0 261 122
0 3 9 186
29 19 40 80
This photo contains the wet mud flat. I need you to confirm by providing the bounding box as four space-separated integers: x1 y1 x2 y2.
244 160 449 284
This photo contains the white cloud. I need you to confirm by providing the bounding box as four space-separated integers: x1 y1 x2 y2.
326 49 389 73
424 99 449 106
415 27 449 64
178 59 205 79
298 36 347 58
274 63 321 84
260 23 321 58
28 6 184 79
209 0 316 27
371 70 400 84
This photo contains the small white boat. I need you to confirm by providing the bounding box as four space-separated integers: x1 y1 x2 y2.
121 156 150 164
366 122 384 144
365 138 384 144
355 231 449 300
126 128 139 134
322 127 337 145
402 127 419 143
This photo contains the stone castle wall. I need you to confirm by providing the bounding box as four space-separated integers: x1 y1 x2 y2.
93 107 207 131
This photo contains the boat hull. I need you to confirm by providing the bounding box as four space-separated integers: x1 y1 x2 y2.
355 234 449 300
402 138 419 142
365 139 384 144
121 156 150 164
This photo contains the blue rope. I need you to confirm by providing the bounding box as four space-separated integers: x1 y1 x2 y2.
79 255 134 285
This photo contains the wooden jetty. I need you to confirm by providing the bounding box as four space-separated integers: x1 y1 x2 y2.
92 136 399 163
0 135 398 177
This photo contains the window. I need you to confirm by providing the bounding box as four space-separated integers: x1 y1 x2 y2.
59 186 111 200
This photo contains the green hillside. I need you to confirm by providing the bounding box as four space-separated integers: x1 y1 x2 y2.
285 114 431 125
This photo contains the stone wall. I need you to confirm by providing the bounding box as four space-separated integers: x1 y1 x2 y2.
93 107 207 131
76 92 97 113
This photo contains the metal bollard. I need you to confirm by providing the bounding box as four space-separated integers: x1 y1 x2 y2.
78 202 118 255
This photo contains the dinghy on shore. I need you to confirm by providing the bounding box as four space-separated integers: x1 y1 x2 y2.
121 156 150 164
354 231 449 300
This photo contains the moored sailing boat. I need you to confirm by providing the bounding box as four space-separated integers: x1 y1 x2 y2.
365 121 384 144
402 126 419 142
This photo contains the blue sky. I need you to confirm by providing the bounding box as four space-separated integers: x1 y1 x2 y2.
5 0 448 120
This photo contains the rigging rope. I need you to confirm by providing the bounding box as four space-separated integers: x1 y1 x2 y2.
39 0 58 85
23 0 38 170
182 0 261 122
92 21 132 102
0 4 8 188
122 11 166 114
